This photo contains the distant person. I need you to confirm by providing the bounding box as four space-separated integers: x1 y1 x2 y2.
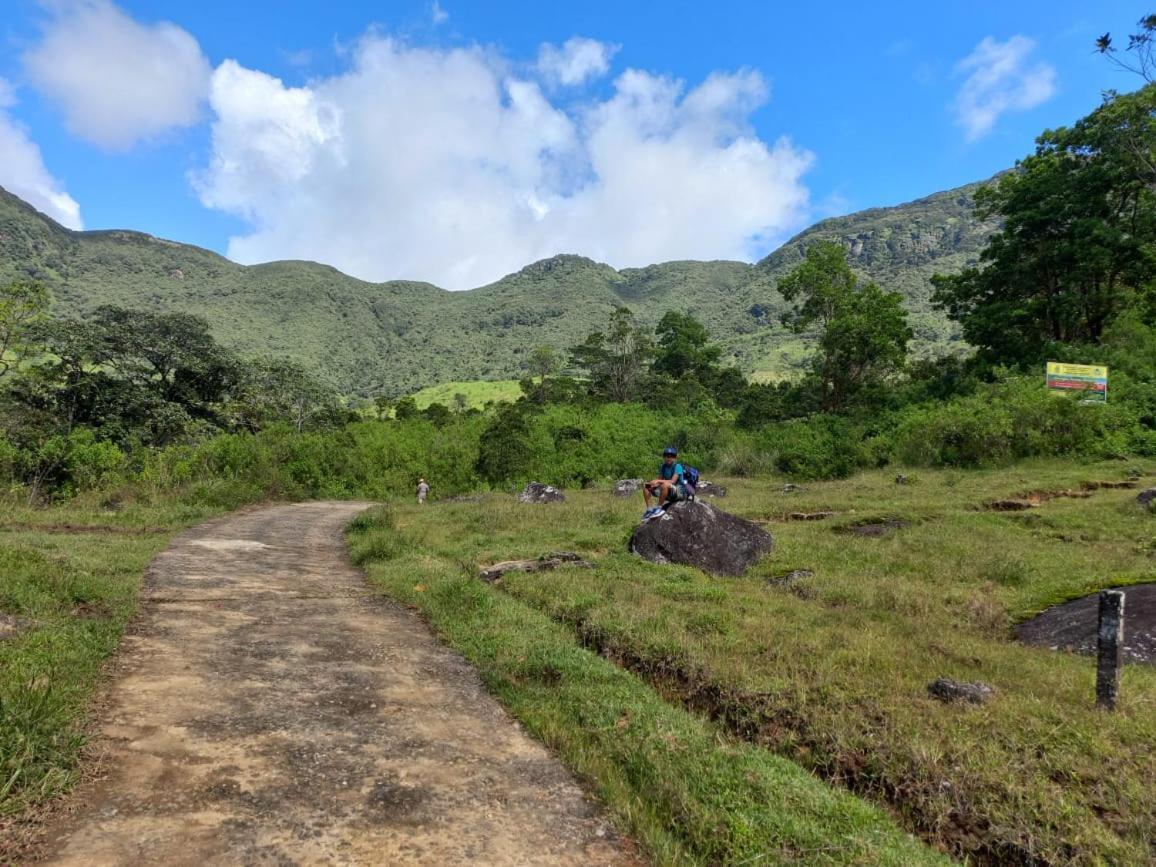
416 477 430 505
642 447 687 520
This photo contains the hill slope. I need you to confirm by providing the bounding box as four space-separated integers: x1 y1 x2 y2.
0 179 996 396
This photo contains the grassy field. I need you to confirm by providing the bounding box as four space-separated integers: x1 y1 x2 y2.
0 488 236 857
409 378 523 410
350 461 1156 865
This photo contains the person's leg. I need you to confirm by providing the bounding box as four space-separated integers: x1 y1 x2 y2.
643 483 654 509
657 480 673 506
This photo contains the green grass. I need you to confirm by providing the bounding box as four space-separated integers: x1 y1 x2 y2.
350 460 1156 865
0 487 237 854
348 505 944 866
409 379 523 410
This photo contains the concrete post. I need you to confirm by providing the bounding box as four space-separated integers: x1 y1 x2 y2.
1096 590 1125 711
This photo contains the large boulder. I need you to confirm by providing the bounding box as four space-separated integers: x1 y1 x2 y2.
613 479 644 497
519 482 565 503
628 500 774 577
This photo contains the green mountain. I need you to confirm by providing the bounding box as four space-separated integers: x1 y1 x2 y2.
0 179 996 396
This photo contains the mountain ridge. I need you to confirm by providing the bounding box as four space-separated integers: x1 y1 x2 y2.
0 178 997 396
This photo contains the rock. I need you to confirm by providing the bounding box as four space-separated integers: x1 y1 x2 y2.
768 569 813 587
695 480 727 498
613 479 644 497
628 500 774 577
1137 488 1156 508
480 552 591 583
519 482 565 504
781 484 804 493
927 677 995 705
0 613 32 641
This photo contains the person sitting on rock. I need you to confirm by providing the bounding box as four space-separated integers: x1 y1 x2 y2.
642 447 687 520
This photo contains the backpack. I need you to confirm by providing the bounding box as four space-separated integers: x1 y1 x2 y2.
682 465 700 495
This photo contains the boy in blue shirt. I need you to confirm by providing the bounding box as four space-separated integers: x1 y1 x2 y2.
642 447 686 520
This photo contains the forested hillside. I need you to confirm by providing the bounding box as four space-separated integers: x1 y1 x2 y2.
0 177 995 395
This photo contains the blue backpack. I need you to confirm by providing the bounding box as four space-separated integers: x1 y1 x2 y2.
682 465 700 495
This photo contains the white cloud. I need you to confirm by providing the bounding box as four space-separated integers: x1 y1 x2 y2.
430 1 449 25
24 0 211 150
537 37 618 86
0 79 83 228
195 37 812 290
953 35 1056 141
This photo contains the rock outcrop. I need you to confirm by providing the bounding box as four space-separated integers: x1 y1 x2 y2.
628 500 773 577
696 481 727 498
613 479 644 497
519 482 565 503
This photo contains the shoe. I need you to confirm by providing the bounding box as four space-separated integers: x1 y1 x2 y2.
642 507 663 521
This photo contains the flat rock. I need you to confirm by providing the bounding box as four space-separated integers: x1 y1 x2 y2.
1137 488 1156 508
927 677 995 705
1016 583 1156 663
612 479 644 497
628 500 774 577
519 482 565 503
696 481 727 498
479 552 591 583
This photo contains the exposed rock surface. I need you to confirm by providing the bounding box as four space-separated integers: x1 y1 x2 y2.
0 613 31 641
480 552 591 583
519 482 565 503
768 569 814 587
1016 583 1156 663
628 500 774 577
927 677 995 705
1138 488 1156 508
612 479 643 497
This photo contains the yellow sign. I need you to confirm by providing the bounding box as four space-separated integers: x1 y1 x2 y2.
1046 362 1108 379
1046 361 1108 401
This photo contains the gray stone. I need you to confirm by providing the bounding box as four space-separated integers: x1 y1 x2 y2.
628 500 774 577
612 479 644 497
781 484 804 493
927 677 995 705
696 480 727 498
519 482 565 504
1137 488 1156 508
479 552 591 583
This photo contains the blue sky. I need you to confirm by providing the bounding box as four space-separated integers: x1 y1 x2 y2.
0 0 1147 288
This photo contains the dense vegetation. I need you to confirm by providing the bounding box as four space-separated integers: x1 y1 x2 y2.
0 174 993 396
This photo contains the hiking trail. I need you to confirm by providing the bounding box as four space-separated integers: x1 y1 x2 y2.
36 502 636 866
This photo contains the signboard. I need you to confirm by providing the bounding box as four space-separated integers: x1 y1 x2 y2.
1046 362 1107 402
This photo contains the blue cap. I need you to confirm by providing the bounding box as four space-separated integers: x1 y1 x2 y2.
662 446 678 457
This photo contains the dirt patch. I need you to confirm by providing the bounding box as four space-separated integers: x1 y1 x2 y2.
70 601 113 621
986 489 1093 511
30 502 637 866
835 517 911 537
1016 583 1156 664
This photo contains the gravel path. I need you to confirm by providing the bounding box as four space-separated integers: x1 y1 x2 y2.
37 502 637 866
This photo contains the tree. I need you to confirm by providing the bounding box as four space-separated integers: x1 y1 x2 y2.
232 359 341 433
475 404 533 484
528 345 559 381
780 242 912 411
0 281 49 382
652 311 721 380
569 307 653 402
1097 15 1156 82
393 396 419 420
932 85 1156 365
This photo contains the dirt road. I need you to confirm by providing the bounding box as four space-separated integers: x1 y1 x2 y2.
37 502 636 866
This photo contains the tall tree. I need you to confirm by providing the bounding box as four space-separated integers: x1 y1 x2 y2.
0 281 49 382
652 311 722 380
780 242 912 411
932 85 1156 364
569 306 653 402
